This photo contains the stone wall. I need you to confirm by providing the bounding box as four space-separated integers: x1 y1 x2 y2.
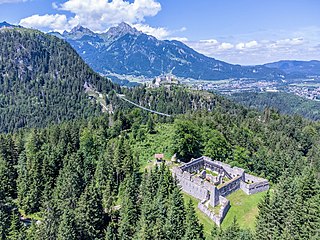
240 180 269 195
213 161 245 179
208 183 220 207
173 167 211 201
218 176 242 197
198 203 221 225
218 196 230 224
239 173 270 195
180 157 205 172
197 196 230 226
173 156 270 226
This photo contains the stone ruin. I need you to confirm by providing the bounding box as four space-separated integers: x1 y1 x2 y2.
172 156 269 226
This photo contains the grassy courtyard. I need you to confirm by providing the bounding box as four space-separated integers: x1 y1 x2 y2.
182 189 266 238
221 190 266 229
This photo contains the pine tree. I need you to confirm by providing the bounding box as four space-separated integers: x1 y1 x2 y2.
75 182 105 240
255 191 274 240
0 136 18 199
26 220 40 240
135 174 156 240
298 169 320 239
164 186 186 239
221 217 241 240
153 186 167 240
0 156 11 199
7 209 24 240
38 202 59 240
0 191 12 239
53 153 83 211
183 200 205 240
57 209 77 240
147 115 156 134
210 223 219 240
105 222 118 240
118 173 140 240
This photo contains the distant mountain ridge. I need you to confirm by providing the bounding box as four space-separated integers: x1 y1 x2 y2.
50 22 286 82
0 21 21 28
264 60 320 77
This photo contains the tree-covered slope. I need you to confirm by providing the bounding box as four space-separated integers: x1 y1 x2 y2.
0 28 120 132
0 99 319 239
228 92 320 120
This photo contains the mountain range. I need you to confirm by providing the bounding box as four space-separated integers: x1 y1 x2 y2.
51 23 287 83
264 60 320 77
1 21 318 85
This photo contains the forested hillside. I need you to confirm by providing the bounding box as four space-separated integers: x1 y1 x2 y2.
0 28 119 133
229 92 320 120
1 95 319 239
0 27 319 240
122 86 235 115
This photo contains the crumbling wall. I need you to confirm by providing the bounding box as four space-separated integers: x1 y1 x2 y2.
198 197 230 226
173 168 209 201
173 156 270 226
240 173 270 195
240 181 269 195
218 196 230 224
218 176 242 197
180 157 205 172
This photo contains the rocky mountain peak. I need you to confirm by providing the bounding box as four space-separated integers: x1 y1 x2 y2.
106 22 141 38
69 25 94 35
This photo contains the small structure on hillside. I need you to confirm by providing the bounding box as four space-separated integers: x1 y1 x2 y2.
172 156 269 226
154 153 164 164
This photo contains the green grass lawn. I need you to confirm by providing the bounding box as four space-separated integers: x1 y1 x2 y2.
221 190 266 230
182 189 266 238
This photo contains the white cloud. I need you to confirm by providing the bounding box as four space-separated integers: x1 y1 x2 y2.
235 42 245 50
133 24 188 41
19 0 162 32
182 36 317 65
218 42 234 50
19 14 68 31
236 40 258 50
179 27 187 32
169 37 189 42
0 0 28 4
133 23 170 40
267 37 304 49
245 40 258 48
199 39 219 45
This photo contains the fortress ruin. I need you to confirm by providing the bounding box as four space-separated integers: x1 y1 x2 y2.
172 156 269 226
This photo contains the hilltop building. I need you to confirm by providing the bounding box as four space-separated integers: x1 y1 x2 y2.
172 156 269 225
152 74 180 87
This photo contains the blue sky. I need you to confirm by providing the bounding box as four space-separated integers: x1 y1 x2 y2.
0 0 319 65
